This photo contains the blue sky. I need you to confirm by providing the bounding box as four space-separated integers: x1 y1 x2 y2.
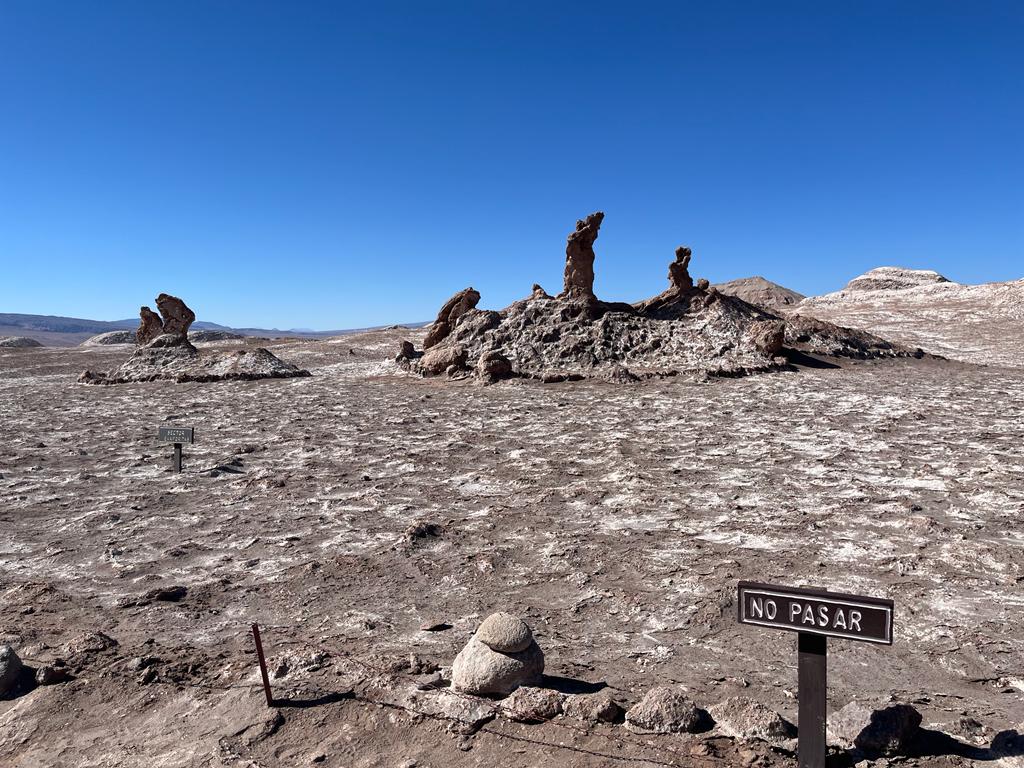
1 2 1021 329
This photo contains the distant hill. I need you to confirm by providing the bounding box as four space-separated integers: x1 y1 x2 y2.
0 312 428 347
712 276 805 312
797 267 1024 367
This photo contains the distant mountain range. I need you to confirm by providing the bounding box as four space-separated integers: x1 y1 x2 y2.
0 313 428 347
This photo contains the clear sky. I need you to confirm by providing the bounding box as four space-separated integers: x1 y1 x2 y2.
1 2 1021 329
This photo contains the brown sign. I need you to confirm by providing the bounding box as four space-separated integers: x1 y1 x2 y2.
737 581 893 645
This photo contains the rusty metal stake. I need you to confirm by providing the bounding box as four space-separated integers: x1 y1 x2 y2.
251 623 275 707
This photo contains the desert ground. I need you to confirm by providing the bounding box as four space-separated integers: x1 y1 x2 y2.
1 327 1023 767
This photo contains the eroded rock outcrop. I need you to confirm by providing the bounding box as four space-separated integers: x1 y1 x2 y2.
156 293 196 336
401 213 920 383
423 287 480 349
136 306 165 345
561 211 604 299
82 294 309 385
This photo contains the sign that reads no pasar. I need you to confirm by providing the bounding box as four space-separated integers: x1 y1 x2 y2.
737 581 893 645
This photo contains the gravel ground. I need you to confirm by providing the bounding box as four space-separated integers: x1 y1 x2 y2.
1 331 1022 767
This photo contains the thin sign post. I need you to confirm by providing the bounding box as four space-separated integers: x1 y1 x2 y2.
157 426 194 473
737 581 894 768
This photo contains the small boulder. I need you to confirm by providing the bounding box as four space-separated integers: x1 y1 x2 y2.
500 686 564 722
450 612 544 696
827 701 922 756
420 345 468 375
747 320 786 356
563 692 622 723
475 612 533 653
708 696 796 744
476 350 512 381
35 662 71 686
0 645 24 696
626 686 711 734
397 340 416 360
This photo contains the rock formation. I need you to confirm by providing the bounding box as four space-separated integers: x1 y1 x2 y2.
561 211 604 298
401 212 922 383
423 287 480 349
155 293 196 336
136 307 164 345
668 246 694 291
82 293 310 385
450 612 544 696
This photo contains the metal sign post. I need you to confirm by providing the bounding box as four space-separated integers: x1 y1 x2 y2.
737 581 894 768
158 426 195 473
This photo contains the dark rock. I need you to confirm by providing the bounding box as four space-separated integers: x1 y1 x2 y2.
827 701 922 756
144 585 188 603
137 306 164 344
668 246 694 291
156 293 196 336
0 645 24 696
35 662 71 686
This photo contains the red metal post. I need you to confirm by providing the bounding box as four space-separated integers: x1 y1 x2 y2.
251 622 275 707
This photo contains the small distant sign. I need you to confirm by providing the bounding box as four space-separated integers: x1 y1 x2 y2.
158 426 194 444
737 581 893 645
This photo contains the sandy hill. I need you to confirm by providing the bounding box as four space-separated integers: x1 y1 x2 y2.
797 267 1024 367
712 276 805 312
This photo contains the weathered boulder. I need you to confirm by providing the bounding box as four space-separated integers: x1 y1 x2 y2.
708 696 796 744
420 345 468 376
827 701 922 756
450 613 544 696
475 612 533 653
156 293 196 336
561 211 604 298
0 645 24 697
500 686 564 722
747 319 786 356
397 340 416 360
625 686 711 734
423 288 481 349
137 306 164 344
35 662 71 686
563 692 622 723
531 283 551 299
476 350 512 381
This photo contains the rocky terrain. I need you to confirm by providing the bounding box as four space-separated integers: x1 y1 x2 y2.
0 321 1022 767
399 214 919 383
797 268 1024 367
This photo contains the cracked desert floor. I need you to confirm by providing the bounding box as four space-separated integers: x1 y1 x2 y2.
1 330 1022 767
